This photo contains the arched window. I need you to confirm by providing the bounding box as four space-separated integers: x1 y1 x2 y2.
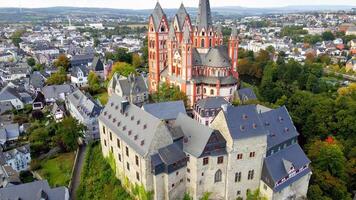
209 39 212 47
201 39 205 48
197 87 200 94
210 89 214 95
203 88 207 94
215 170 222 183
160 26 166 32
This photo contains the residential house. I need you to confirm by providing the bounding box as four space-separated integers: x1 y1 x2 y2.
193 97 229 126
0 180 69 200
346 26 356 36
0 86 25 110
71 66 89 87
0 102 13 115
0 165 21 188
51 102 66 122
29 71 46 93
66 90 102 141
107 72 149 107
236 88 258 104
42 84 74 103
32 92 46 110
70 54 94 68
0 144 31 172
0 123 20 146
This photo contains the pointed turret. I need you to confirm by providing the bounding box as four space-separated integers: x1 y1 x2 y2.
196 0 212 31
175 3 189 31
168 23 177 41
230 27 238 39
150 2 166 32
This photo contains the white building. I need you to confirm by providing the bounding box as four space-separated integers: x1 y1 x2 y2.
0 145 31 172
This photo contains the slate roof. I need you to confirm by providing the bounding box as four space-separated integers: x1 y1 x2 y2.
0 144 30 165
174 113 214 157
223 105 266 140
260 106 299 149
30 72 45 90
42 84 73 100
66 90 102 118
110 73 148 96
237 88 257 102
196 0 213 31
174 3 190 31
193 46 231 68
193 75 238 85
195 96 228 110
142 101 186 121
0 180 68 200
0 123 19 144
262 144 311 191
0 102 13 115
157 143 186 165
71 66 89 78
91 57 104 71
0 86 21 102
98 94 172 156
150 2 166 32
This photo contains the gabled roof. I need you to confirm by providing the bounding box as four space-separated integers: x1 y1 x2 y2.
157 143 186 165
195 96 228 110
262 144 311 191
0 86 21 101
237 88 257 102
223 105 266 140
196 0 213 31
260 106 299 149
193 46 231 68
175 113 215 157
66 90 102 118
71 65 89 77
150 2 166 32
91 57 104 71
42 84 73 100
30 72 46 89
0 123 19 145
142 101 186 121
98 94 172 156
0 180 68 200
111 73 148 96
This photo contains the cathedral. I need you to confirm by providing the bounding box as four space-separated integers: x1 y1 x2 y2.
148 0 240 106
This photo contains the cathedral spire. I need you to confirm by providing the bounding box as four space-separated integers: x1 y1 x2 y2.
196 0 212 31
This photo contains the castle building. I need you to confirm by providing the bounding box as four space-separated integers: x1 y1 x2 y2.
98 94 311 200
148 0 240 106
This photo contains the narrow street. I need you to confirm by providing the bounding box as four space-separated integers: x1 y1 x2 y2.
70 145 87 200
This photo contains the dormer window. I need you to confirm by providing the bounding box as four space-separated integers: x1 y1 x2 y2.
143 124 147 129
141 140 145 146
160 26 166 32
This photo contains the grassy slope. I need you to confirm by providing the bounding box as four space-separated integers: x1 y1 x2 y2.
38 152 75 187
76 143 131 200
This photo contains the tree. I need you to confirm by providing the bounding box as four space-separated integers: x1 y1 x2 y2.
88 71 101 94
27 57 36 67
132 53 143 68
10 30 25 48
151 83 189 107
56 117 85 152
109 62 136 79
47 68 67 85
54 54 70 71
322 31 335 41
246 189 268 200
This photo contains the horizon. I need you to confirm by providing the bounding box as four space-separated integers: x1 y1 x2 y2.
0 0 355 10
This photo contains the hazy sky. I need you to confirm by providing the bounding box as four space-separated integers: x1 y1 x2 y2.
0 0 355 9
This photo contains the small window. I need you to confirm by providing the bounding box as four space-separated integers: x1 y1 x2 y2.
118 154 122 161
249 152 256 158
136 172 140 181
217 156 224 164
203 157 209 165
210 89 214 95
235 172 241 182
187 168 190 173
127 162 130 171
248 170 254 180
126 146 129 157
104 140 107 147
135 155 139 166
214 169 222 183
109 132 112 141
237 154 243 160
117 139 121 148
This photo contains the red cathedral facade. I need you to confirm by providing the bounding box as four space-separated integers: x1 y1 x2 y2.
148 0 239 106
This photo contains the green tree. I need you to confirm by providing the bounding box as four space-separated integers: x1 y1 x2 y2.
132 53 143 68
151 83 189 107
322 31 335 41
47 67 67 85
88 71 101 94
109 62 136 79
56 117 85 152
27 57 36 67
11 30 25 47
246 189 268 200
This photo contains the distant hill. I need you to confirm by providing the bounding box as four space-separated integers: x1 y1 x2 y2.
0 5 354 22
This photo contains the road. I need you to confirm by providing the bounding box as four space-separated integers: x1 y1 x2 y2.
324 69 356 82
70 145 87 200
